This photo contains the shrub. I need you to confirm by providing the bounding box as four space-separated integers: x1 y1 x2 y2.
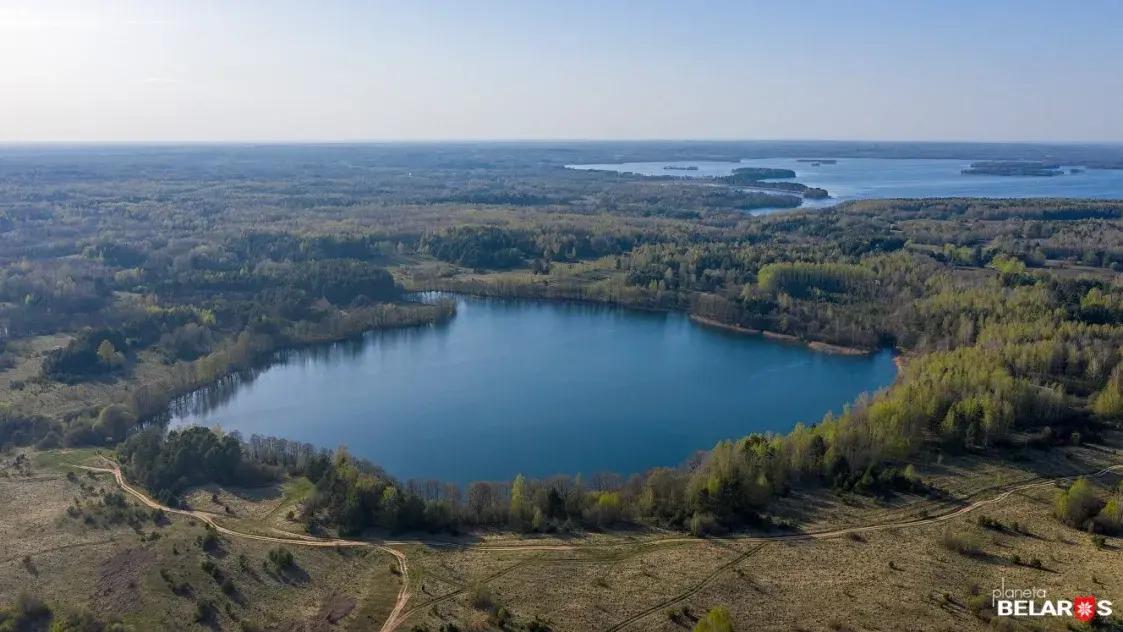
976 515 1003 531
939 530 983 556
1055 478 1103 527
468 584 495 612
195 599 214 623
693 607 734 632
201 530 220 551
35 431 61 450
1098 498 1123 534
966 595 986 617
0 592 52 629
689 512 725 537
268 547 294 570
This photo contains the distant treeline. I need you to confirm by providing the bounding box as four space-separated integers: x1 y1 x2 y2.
715 168 828 198
962 161 1063 177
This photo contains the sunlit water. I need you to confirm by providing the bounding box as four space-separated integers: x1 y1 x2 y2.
171 297 896 482
568 158 1123 213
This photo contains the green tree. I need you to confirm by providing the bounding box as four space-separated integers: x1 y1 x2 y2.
1092 378 1123 418
510 474 527 527
1055 478 1102 527
1099 498 1122 533
694 607 734 632
93 404 136 443
96 339 118 366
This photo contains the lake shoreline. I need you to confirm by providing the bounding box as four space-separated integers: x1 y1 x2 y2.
173 295 897 482
426 287 881 356
688 315 874 356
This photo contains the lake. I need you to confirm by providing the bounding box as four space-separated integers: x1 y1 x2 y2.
171 296 896 483
568 158 1123 212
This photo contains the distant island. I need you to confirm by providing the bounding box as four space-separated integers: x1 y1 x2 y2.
663 165 699 171
713 167 830 198
722 167 797 182
1070 168 1084 174
797 159 838 165
720 178 829 199
962 161 1063 177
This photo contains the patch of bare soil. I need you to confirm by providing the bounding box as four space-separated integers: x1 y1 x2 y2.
95 547 156 615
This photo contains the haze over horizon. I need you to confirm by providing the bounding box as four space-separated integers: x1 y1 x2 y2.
2 0 1122 144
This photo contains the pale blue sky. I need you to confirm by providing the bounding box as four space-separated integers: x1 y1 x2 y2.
1 0 1121 142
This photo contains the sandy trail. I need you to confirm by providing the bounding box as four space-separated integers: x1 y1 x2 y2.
72 457 1123 631
73 459 411 631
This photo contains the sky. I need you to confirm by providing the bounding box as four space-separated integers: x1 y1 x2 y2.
1 0 1121 143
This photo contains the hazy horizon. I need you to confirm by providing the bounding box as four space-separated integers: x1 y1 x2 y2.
4 139 1123 147
3 0 1122 143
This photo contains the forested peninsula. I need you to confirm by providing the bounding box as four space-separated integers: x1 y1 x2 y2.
962 161 1064 176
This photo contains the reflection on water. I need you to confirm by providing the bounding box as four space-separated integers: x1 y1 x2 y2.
170 296 896 482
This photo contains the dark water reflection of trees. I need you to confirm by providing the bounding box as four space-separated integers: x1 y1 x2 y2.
166 320 455 422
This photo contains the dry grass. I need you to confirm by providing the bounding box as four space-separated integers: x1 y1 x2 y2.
397 480 1123 632
0 334 184 420
0 453 402 631
4 442 1122 631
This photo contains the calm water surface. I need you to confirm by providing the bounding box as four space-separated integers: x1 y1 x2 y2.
172 297 896 482
568 158 1123 212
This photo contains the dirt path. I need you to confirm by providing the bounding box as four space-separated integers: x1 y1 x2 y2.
601 544 767 632
0 536 118 566
73 459 412 632
73 458 1123 631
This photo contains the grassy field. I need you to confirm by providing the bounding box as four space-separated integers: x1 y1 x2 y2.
0 333 187 421
0 452 402 631
3 444 1122 631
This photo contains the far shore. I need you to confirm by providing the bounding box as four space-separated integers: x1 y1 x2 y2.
688 314 874 356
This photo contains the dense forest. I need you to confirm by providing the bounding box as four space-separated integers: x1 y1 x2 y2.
3 142 1123 537
962 161 1064 177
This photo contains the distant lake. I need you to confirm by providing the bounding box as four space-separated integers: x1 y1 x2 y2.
171 296 896 483
568 158 1123 212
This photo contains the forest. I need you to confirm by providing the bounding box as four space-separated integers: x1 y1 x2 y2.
3 142 1123 538
962 161 1064 176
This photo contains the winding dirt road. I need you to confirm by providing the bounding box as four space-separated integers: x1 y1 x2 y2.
73 458 1123 632
73 460 413 631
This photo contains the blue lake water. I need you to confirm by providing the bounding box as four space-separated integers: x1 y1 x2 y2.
568 158 1123 211
171 297 896 483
